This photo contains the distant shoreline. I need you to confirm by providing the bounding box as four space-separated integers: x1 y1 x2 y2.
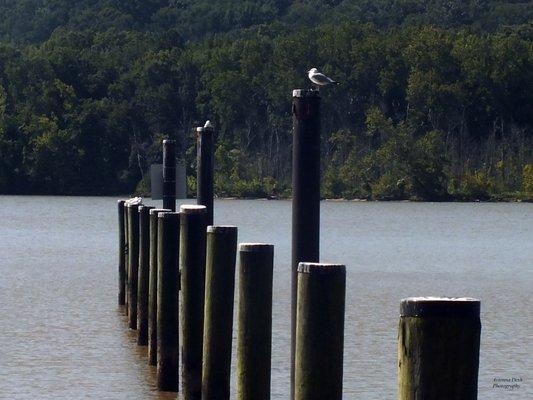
1 193 531 203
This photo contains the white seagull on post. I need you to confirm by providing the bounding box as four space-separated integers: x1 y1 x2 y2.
308 68 340 89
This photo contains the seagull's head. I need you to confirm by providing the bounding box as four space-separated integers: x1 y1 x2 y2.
308 68 318 74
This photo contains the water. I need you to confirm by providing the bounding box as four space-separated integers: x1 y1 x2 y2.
0 197 531 399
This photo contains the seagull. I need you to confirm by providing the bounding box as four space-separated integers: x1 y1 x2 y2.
204 120 213 129
125 197 143 205
308 68 340 88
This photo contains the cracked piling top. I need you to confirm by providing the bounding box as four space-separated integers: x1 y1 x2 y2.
400 297 480 318
207 225 237 234
180 205 207 214
293 89 320 98
239 243 274 253
149 208 171 215
158 211 180 219
297 262 346 275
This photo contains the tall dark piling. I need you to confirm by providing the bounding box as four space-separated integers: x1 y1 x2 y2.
148 208 171 365
398 297 481 400
137 205 154 345
179 205 208 400
196 125 214 226
163 139 176 211
295 263 346 400
291 89 321 397
124 204 130 313
157 211 180 391
236 243 274 400
202 226 238 400
127 203 141 329
118 200 126 305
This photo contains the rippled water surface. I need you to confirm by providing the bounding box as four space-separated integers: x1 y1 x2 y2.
0 196 531 399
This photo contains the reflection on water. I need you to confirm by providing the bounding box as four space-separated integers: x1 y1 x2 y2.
0 197 531 399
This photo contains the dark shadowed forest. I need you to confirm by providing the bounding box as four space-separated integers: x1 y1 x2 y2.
0 1 531 200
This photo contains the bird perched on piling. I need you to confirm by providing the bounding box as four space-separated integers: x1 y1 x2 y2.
125 197 142 205
307 68 340 88
204 120 213 129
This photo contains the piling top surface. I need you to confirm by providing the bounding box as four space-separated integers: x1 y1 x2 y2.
239 243 274 253
207 225 237 234
118 199 126 205
196 126 215 132
180 204 207 214
149 208 171 215
292 89 320 98
158 211 180 219
298 262 346 275
138 205 155 212
125 203 141 209
400 297 480 318
162 139 175 144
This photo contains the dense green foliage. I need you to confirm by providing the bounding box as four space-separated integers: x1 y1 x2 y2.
0 1 531 199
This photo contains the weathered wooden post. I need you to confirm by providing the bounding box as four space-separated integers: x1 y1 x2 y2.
157 211 180 391
118 200 126 305
237 243 274 400
398 297 481 400
124 203 130 313
291 89 321 397
137 205 154 345
148 208 171 365
202 226 238 400
127 203 141 329
180 205 208 400
196 125 214 226
295 262 346 400
163 139 176 211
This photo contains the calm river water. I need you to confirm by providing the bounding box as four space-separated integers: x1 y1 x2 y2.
0 196 531 399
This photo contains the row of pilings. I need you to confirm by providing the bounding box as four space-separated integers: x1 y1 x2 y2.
116 89 482 400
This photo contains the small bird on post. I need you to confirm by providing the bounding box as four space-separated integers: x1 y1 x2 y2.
125 197 143 206
307 68 340 90
204 120 213 129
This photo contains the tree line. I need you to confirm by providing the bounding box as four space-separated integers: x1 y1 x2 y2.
0 1 531 200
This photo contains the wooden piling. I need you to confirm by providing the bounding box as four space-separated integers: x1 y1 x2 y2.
179 205 208 400
148 208 171 365
124 203 129 313
294 263 346 400
163 139 177 211
118 200 126 305
127 203 141 329
157 211 180 392
202 226 238 400
196 126 214 226
236 243 274 400
291 89 321 398
398 297 481 400
137 205 154 345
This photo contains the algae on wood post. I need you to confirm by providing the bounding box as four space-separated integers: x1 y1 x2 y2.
157 211 180 392
397 297 481 400
295 262 346 400
137 205 154 345
236 243 274 400
127 203 141 329
179 205 207 400
148 208 170 365
118 200 126 306
202 226 238 400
